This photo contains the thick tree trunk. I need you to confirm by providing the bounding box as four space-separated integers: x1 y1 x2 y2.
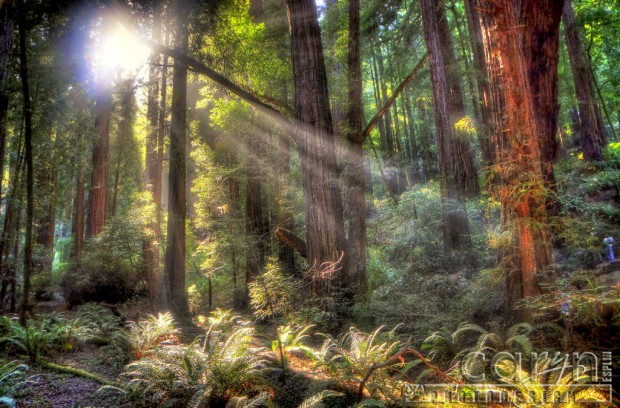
563 0 606 161
420 0 478 250
477 0 562 318
344 0 367 295
0 0 14 203
163 0 191 318
18 0 34 325
286 0 346 296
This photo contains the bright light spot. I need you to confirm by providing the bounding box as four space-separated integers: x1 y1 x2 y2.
95 22 150 75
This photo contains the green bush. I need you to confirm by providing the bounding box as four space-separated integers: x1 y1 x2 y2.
61 215 145 308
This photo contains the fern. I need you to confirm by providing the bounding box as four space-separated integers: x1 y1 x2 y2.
109 312 179 362
122 319 266 407
0 360 28 402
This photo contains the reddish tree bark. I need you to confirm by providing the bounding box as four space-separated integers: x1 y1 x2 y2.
87 78 112 237
464 0 494 165
477 0 563 317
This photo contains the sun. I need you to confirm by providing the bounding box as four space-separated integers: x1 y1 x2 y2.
95 21 151 76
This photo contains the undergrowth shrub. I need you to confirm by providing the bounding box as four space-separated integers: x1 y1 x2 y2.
61 217 144 308
249 258 299 320
0 314 76 363
75 303 123 346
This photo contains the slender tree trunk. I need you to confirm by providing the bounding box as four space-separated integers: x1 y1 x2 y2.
403 94 421 184
420 0 478 250
164 0 191 318
0 139 23 312
18 0 34 325
245 135 269 285
477 0 562 318
74 166 84 260
0 0 14 204
144 15 162 310
87 72 112 237
464 0 494 166
286 0 346 296
563 0 606 161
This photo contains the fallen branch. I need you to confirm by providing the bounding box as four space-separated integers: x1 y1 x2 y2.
403 348 464 386
275 227 307 258
362 53 429 141
357 338 412 402
39 359 117 386
145 40 295 138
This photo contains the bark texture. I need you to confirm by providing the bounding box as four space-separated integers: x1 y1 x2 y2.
344 0 367 295
286 0 346 295
563 0 606 161
163 0 191 318
0 0 14 202
420 0 479 250
477 0 563 317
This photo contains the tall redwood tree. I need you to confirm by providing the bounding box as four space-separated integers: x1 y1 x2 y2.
477 0 564 317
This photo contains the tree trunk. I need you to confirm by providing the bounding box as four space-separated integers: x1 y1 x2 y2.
420 0 478 250
87 70 112 237
464 0 494 166
18 0 34 325
74 165 84 260
245 135 269 284
286 0 346 296
0 0 14 205
562 0 606 161
0 137 23 312
144 15 162 310
477 0 563 318
163 0 191 318
344 0 367 295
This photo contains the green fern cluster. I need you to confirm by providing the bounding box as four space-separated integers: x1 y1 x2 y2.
108 312 179 363
0 359 28 407
313 326 412 402
0 314 77 363
75 303 123 345
119 310 267 407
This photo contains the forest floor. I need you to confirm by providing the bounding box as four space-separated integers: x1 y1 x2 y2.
11 300 337 408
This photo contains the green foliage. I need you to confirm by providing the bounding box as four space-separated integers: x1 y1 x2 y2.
359 186 501 336
316 326 411 401
0 360 28 404
109 313 179 363
75 303 123 345
249 259 299 319
0 315 76 363
271 324 315 369
122 311 266 407
297 390 348 408
61 216 144 308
